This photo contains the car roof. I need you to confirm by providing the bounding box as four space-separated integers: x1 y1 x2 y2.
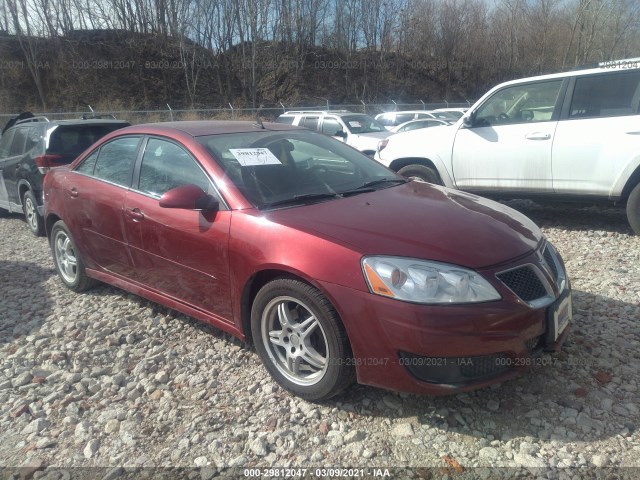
48 119 130 125
494 59 640 89
376 110 435 117
115 120 305 137
280 111 373 119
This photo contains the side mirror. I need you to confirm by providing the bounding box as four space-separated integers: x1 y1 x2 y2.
334 130 347 138
461 114 474 128
159 184 219 211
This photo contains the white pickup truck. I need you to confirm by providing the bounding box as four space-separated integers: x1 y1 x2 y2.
375 59 640 234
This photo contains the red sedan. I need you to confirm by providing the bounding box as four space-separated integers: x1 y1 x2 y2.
43 121 571 400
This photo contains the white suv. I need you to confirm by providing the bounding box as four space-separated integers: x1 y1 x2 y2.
276 111 390 155
375 59 640 234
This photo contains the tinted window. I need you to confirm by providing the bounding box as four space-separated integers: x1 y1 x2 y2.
395 114 415 124
275 116 295 124
25 127 41 153
92 137 140 187
321 118 342 136
138 138 211 198
76 150 99 175
569 71 640 118
0 130 15 157
9 128 28 156
48 124 129 160
301 117 320 130
475 80 563 126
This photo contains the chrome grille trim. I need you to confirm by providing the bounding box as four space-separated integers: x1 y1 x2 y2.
542 242 567 291
496 263 555 308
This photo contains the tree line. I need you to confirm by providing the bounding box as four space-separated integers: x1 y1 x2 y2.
1 0 639 111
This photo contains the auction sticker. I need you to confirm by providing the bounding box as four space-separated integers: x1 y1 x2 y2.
230 148 282 166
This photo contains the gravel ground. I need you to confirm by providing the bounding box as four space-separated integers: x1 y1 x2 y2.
0 202 639 479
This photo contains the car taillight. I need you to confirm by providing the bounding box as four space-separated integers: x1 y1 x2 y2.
377 139 389 153
35 155 64 174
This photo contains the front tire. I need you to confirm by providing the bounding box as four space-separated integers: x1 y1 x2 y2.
397 164 442 185
51 220 97 292
23 190 45 236
251 278 355 401
627 182 640 235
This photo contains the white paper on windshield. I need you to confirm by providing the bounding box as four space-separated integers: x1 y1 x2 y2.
230 148 282 166
348 121 362 128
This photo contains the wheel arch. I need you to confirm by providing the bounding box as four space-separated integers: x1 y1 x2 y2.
45 213 62 239
17 179 33 203
240 268 349 347
621 164 640 201
388 157 453 187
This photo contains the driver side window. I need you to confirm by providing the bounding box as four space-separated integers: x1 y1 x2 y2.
474 80 563 127
138 138 212 198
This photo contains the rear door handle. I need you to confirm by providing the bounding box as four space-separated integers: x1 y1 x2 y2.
67 188 79 198
524 133 551 140
125 208 145 221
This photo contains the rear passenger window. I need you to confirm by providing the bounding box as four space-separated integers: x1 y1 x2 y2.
0 130 15 157
91 137 140 187
9 128 28 156
75 151 99 175
395 114 415 124
24 127 41 153
301 117 320 130
275 116 294 124
569 71 640 118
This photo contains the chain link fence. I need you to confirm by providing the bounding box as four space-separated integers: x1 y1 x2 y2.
0 102 473 126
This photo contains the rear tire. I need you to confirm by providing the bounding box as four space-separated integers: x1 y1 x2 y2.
51 220 97 292
397 164 442 185
627 182 640 235
22 190 45 236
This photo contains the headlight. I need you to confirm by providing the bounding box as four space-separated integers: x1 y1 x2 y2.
362 256 501 304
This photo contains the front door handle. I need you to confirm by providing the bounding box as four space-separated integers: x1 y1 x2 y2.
524 133 551 140
67 188 79 198
125 208 145 221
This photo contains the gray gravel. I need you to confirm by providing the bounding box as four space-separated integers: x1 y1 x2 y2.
0 202 639 477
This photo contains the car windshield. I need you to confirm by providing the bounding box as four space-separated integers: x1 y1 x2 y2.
341 115 387 134
198 129 404 209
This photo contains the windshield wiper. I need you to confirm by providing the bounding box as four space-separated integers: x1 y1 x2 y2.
339 178 406 196
261 192 341 209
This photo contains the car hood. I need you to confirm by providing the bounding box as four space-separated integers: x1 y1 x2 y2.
263 182 541 269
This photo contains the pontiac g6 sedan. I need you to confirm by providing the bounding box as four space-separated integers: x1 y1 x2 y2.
44 121 572 401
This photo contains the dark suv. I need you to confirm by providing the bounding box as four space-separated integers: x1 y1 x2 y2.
0 113 130 235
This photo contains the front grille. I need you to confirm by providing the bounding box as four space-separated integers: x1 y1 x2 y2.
459 354 509 379
496 266 548 302
526 335 542 353
543 245 559 281
400 352 510 384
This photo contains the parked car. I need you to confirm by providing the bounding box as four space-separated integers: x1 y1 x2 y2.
375 59 640 234
390 118 451 133
44 121 571 400
431 108 468 120
276 110 390 155
0 112 130 235
375 110 455 130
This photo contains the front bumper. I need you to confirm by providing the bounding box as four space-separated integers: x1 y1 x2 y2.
317 248 571 395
